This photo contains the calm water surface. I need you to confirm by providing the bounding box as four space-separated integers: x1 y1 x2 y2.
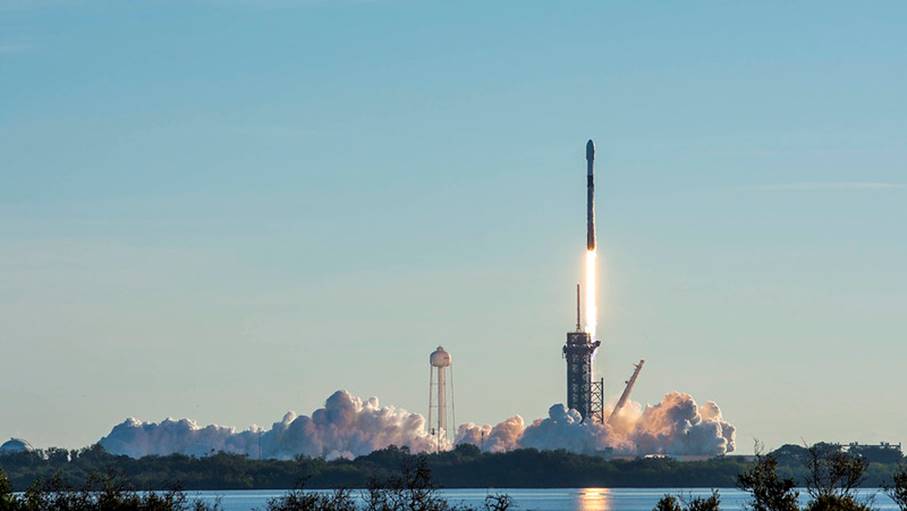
188 488 897 511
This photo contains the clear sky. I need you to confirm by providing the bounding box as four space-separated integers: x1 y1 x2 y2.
1 1 905 453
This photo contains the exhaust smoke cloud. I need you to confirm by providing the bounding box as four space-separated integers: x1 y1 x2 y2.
100 390 734 459
101 390 446 460
457 391 735 456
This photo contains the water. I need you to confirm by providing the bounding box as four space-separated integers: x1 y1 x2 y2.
187 488 898 511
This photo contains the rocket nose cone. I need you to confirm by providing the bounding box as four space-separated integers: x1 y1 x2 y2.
586 140 595 161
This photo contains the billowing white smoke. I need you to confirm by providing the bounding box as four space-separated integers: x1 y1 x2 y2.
101 390 445 460
457 392 735 457
630 392 736 456
101 390 734 459
99 417 260 459
455 416 525 453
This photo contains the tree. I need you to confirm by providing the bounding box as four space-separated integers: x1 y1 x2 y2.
802 443 871 511
886 465 907 511
363 457 450 511
45 448 69 465
481 495 512 511
0 469 221 511
737 442 799 511
266 458 511 511
653 495 682 511
652 492 719 511
685 491 721 511
0 469 16 511
266 485 357 511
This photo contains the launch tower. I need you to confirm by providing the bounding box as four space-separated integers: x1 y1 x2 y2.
564 285 604 423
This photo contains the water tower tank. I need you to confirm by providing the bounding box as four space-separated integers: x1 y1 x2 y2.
430 346 451 367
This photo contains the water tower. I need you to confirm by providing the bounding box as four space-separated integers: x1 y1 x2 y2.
428 346 454 450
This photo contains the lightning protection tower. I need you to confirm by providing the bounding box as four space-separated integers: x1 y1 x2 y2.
428 346 455 451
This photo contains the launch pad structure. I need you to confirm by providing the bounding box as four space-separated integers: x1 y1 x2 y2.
564 284 604 423
564 331 603 423
562 140 606 425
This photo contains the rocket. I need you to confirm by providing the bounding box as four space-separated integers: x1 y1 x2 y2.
586 139 596 251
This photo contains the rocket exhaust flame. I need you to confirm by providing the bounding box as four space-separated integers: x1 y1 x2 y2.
584 249 597 338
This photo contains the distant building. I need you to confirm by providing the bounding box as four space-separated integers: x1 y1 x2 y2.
640 453 720 462
0 438 33 455
643 453 670 460
771 442 904 465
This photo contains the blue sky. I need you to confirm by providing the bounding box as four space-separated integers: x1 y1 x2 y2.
1 0 905 452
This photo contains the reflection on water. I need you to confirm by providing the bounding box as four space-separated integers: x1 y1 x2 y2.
576 488 610 511
188 488 897 511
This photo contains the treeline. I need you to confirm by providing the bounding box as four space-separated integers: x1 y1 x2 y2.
3 444 907 511
0 442 903 491
656 444 907 511
0 458 514 511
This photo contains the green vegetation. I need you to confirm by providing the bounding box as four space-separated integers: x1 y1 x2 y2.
0 442 903 491
736 447 799 511
0 470 219 511
0 458 512 511
654 443 907 511
2 444 907 511
259 460 512 511
653 491 721 511
888 466 907 511
0 444 750 490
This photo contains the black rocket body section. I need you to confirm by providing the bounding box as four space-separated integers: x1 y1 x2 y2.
586 139 596 251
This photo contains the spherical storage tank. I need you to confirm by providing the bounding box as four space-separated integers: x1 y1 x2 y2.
0 438 33 455
430 346 451 367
